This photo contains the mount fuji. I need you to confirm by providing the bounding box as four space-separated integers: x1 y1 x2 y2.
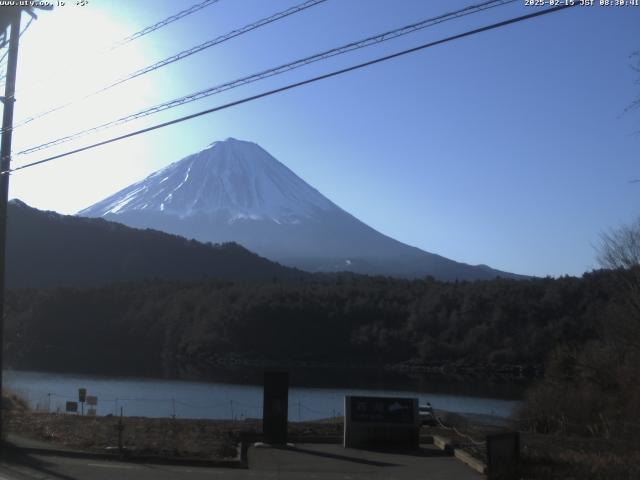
79 138 520 280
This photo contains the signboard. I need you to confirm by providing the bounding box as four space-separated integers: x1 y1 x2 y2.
78 388 86 403
344 395 419 449
87 408 97 416
487 432 520 479
65 401 78 413
263 371 289 445
86 395 98 406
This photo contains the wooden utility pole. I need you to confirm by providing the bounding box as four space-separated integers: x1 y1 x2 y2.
0 6 22 440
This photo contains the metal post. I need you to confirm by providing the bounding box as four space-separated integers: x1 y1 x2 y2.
263 371 289 445
0 7 22 441
117 406 124 453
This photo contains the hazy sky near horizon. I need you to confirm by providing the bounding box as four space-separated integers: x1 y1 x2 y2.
5 0 639 278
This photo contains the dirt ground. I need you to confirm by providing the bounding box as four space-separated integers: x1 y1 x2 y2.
4 407 639 478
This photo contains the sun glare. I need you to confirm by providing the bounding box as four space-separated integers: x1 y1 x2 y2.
8 4 160 213
14 5 157 151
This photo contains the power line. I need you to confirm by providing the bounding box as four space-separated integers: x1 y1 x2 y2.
108 0 223 52
4 3 577 176
16 0 516 156
12 0 328 130
3 0 223 102
13 0 511 145
103 0 327 88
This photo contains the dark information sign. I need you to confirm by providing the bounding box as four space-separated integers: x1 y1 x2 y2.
350 396 415 424
66 401 78 413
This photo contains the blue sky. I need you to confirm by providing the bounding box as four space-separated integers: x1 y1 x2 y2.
6 0 639 277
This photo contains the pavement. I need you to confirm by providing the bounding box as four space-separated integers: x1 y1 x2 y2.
248 443 482 479
0 438 482 480
0 451 233 480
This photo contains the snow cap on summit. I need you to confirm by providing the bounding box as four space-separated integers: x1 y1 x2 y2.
78 138 336 222
207 137 250 148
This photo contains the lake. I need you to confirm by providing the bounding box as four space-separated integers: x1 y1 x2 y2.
3 369 523 421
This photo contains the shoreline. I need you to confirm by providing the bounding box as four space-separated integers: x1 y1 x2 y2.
4 360 537 386
3 366 526 416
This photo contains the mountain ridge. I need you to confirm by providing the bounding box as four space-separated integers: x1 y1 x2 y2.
6 199 305 289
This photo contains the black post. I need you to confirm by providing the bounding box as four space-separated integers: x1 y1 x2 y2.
0 6 22 441
263 371 289 445
117 406 124 453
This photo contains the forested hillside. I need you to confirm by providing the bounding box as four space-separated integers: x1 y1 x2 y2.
6 200 304 288
4 270 617 379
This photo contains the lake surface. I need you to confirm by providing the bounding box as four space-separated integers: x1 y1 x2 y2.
3 369 523 421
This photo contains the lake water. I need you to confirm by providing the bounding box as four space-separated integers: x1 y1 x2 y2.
3 369 523 421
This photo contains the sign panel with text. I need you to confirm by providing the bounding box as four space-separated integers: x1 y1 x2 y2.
344 395 419 449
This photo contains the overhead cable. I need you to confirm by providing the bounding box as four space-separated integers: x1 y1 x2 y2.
11 0 328 130
17 0 516 156
108 0 223 51
4 0 223 100
4 3 577 175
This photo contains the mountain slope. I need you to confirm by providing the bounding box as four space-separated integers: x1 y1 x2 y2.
6 199 304 289
79 137 522 281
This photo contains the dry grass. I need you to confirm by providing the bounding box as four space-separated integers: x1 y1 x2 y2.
421 418 640 480
519 432 640 480
4 411 241 459
2 389 30 414
2 411 342 460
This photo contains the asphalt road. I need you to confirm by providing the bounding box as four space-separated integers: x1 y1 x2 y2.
0 452 237 480
0 444 481 480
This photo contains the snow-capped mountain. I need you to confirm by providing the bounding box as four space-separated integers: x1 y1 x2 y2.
79 138 520 280
87 138 336 223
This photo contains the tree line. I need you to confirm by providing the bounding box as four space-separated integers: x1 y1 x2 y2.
3 269 618 380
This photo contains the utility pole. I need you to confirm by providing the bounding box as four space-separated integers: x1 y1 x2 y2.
0 5 22 442
0 4 50 443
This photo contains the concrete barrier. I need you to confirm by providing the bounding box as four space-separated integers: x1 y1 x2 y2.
454 448 487 475
432 434 487 475
432 435 453 452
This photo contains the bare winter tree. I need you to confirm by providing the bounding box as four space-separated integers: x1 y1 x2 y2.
598 219 640 351
598 218 640 270
627 51 640 117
